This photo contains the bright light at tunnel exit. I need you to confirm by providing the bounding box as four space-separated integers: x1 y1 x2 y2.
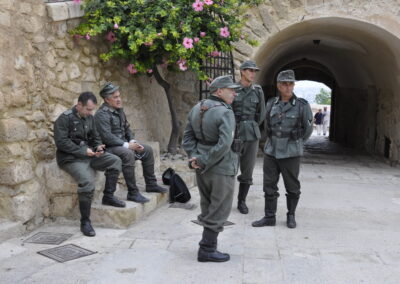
294 80 331 104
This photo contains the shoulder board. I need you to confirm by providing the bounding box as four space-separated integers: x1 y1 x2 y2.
254 84 262 89
63 109 72 115
297 98 309 105
267 97 278 104
101 105 111 111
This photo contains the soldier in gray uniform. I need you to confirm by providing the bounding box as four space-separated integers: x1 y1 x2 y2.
252 70 313 229
182 75 240 262
54 92 123 237
232 60 266 214
95 82 166 205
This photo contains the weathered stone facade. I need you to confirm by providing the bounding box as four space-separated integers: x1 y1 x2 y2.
0 0 399 231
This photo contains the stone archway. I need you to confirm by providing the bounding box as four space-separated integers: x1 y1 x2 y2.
234 4 400 162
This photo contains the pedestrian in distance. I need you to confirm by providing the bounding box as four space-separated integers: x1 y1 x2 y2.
252 70 313 229
314 108 323 135
182 75 241 262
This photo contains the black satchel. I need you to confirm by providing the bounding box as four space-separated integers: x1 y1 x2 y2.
162 168 191 203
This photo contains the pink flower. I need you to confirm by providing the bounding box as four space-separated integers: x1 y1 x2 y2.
147 69 153 74
220 27 230 38
200 32 206 37
194 37 200 43
240 34 245 40
85 33 91 40
106 31 117 43
183 37 194 49
204 0 213 5
177 59 188 71
157 33 162 36
73 0 81 4
144 41 153 46
73 34 84 40
114 23 119 29
210 51 221 57
127 64 138 74
192 1 204 11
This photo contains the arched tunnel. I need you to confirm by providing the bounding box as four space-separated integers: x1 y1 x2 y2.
255 17 400 161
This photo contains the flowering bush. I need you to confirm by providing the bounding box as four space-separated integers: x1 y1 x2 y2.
71 0 260 80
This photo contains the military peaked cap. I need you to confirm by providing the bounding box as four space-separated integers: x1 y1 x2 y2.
240 60 260 70
100 82 119 98
209 75 241 94
277 70 296 82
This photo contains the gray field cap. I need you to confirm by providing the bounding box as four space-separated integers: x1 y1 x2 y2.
209 75 241 94
100 82 119 98
240 60 260 70
277 70 296 82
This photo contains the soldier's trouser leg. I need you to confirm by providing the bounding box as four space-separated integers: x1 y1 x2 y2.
237 140 259 214
196 171 235 233
139 144 167 193
278 156 301 228
107 147 149 203
61 161 96 236
252 154 279 227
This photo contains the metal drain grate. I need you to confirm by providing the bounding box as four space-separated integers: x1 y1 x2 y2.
37 244 96 263
24 232 73 245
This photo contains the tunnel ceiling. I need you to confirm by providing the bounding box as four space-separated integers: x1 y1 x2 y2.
256 17 400 91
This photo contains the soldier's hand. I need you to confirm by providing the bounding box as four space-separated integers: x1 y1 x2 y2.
129 142 144 152
95 145 105 157
189 157 201 169
86 148 96 157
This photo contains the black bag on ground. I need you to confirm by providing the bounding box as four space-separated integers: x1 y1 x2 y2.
162 168 191 203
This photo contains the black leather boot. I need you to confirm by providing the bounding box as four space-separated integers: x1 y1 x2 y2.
197 228 230 262
79 201 96 237
237 183 250 214
252 197 277 227
142 154 167 194
102 172 126 207
286 194 299 229
122 166 149 203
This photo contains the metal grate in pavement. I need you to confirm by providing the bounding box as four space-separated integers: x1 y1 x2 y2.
24 232 73 245
37 244 96 263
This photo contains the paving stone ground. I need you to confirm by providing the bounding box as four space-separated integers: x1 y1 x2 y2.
1 134 400 284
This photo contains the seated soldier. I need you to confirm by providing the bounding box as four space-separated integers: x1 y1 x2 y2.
53 92 124 237
95 82 167 204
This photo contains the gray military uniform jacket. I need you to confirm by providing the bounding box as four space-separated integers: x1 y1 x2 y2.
264 94 313 159
182 96 239 175
54 106 103 166
232 84 266 141
94 103 134 146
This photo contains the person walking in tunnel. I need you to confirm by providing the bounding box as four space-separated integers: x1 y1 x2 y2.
322 106 330 136
53 92 123 237
314 108 323 135
252 70 313 229
182 75 240 262
95 82 167 206
232 60 266 214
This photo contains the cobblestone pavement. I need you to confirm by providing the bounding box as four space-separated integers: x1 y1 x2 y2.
1 135 400 284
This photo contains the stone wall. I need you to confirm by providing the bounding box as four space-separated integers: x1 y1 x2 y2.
0 0 198 228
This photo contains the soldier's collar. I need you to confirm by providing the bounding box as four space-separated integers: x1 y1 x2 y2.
277 93 298 106
103 102 120 112
209 95 225 103
72 106 82 119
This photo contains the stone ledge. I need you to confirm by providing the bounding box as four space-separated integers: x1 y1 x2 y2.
46 1 84 22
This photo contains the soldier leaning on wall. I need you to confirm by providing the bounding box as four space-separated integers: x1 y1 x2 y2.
53 92 124 237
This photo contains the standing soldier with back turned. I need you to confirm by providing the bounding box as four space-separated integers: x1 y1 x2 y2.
252 70 313 229
232 60 266 214
182 75 240 262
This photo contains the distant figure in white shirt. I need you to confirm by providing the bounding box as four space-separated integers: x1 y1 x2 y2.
322 106 330 136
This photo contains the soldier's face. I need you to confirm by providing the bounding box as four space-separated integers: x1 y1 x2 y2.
105 90 122 109
241 69 257 83
277 82 295 97
218 88 237 105
77 100 96 117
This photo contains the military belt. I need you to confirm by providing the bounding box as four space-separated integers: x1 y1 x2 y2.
272 131 291 138
236 114 255 121
198 139 218 146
